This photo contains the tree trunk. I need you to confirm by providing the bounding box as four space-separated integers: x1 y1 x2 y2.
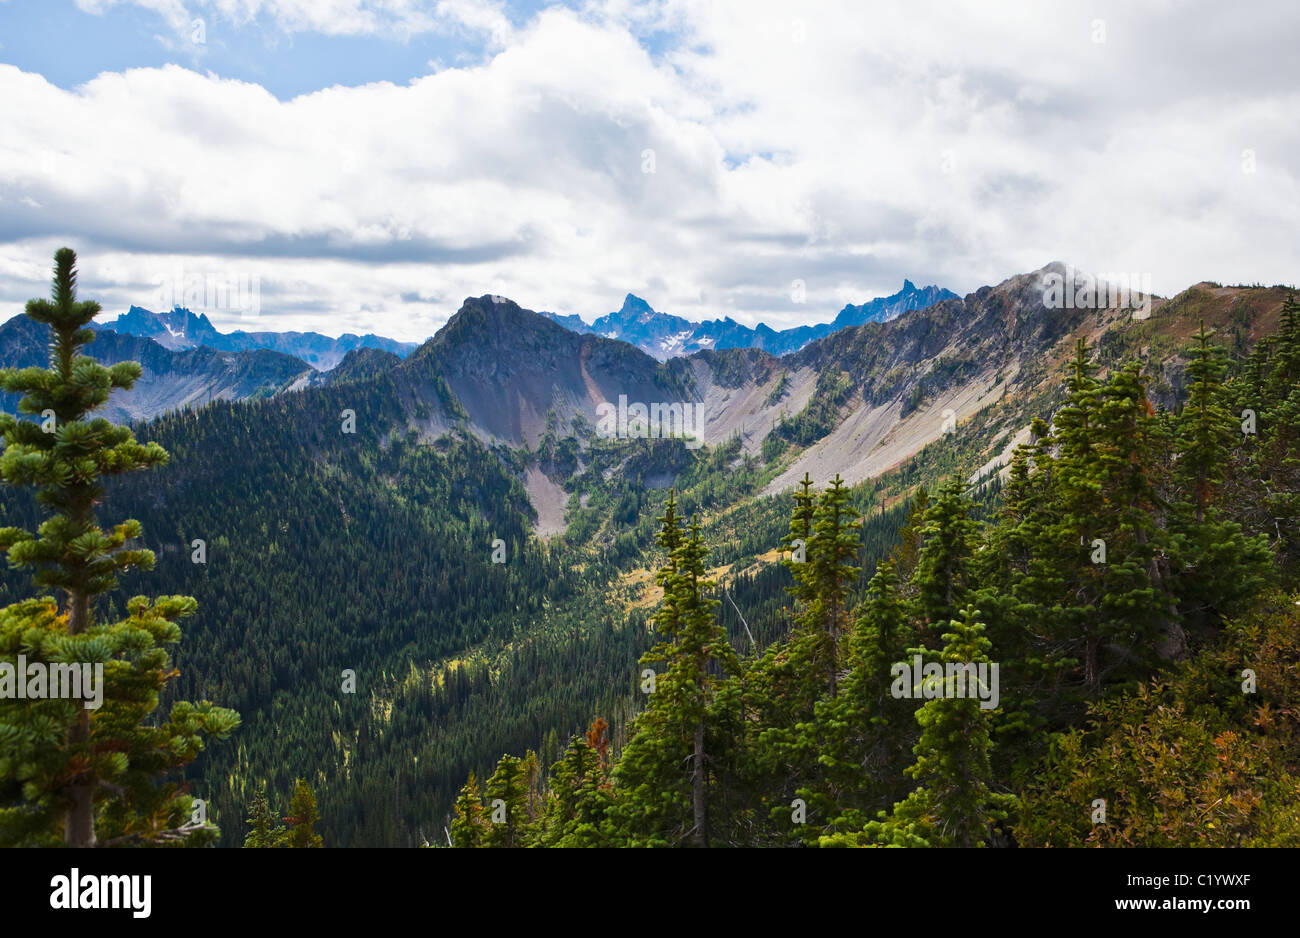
827 597 838 698
1138 528 1187 662
1085 635 1099 691
691 721 706 847
65 589 95 847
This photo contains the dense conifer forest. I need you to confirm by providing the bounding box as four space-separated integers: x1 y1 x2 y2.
446 310 1300 848
1 250 1297 849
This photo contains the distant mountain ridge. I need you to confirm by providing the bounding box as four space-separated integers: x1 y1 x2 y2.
0 314 310 423
94 305 419 370
405 264 1291 509
541 280 959 359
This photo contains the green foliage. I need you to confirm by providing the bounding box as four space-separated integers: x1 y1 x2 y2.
772 369 852 446
1016 592 1300 846
6 252 1295 850
0 249 239 848
447 305 1300 849
480 754 529 847
449 772 486 848
609 495 740 846
242 786 285 847
860 606 1017 847
282 778 323 847
241 778 323 847
912 477 977 632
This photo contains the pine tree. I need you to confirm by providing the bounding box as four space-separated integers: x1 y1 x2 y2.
804 474 860 696
1169 323 1272 631
281 778 323 847
1031 341 1175 689
539 719 613 847
808 560 917 841
242 786 286 847
652 491 685 643
1179 322 1234 524
781 471 817 607
1092 361 1182 663
449 772 487 848
864 605 1016 847
483 753 529 847
780 475 862 699
0 248 240 847
611 505 739 846
912 477 977 633
1223 293 1300 569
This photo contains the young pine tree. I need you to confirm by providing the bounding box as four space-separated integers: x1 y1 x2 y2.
781 472 817 607
912 477 978 634
1179 322 1234 525
806 560 917 841
538 719 614 847
612 504 739 846
864 605 1016 847
0 248 239 847
1036 341 1172 689
802 474 861 697
1223 294 1300 570
281 778 323 848
483 753 530 847
449 772 487 848
242 786 286 848
1169 323 1271 633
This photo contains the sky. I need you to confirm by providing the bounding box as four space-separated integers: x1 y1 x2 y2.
0 0 1297 343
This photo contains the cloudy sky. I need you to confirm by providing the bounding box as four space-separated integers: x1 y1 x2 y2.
0 0 1296 342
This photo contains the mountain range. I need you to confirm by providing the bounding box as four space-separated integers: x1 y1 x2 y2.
0 265 1283 481
541 279 958 359
305 262 1286 535
0 280 955 424
0 258 1290 848
0 306 420 422
94 305 420 370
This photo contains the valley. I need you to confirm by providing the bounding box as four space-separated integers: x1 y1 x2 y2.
2 259 1289 846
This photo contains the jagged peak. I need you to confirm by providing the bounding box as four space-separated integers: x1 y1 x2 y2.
619 293 655 316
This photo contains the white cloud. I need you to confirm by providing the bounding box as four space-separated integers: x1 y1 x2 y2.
3 0 1298 341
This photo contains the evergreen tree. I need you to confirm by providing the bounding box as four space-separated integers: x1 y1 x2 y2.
652 491 685 643
483 753 529 847
1032 341 1174 689
912 477 977 633
1179 322 1234 524
1092 361 1181 663
520 749 542 824
611 506 739 846
1169 323 1272 633
806 560 916 841
1224 293 1300 570
281 778 323 847
803 474 861 697
781 472 817 607
449 772 487 848
864 605 1016 847
539 719 613 847
242 786 286 847
0 248 239 847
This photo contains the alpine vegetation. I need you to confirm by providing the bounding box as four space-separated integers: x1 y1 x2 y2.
0 249 239 848
595 395 707 449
